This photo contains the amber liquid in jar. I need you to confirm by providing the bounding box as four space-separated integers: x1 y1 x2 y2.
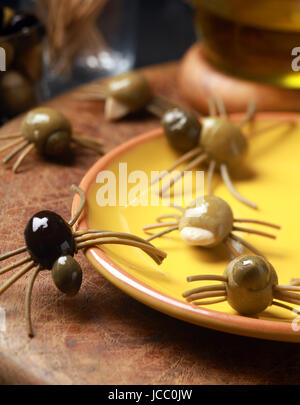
192 0 300 88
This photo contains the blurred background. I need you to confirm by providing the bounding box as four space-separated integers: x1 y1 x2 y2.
1 0 300 123
0 0 196 121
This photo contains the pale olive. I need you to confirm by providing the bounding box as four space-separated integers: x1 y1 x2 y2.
201 117 248 166
224 255 278 315
52 255 82 296
21 107 72 156
162 107 201 153
106 71 152 113
179 195 233 247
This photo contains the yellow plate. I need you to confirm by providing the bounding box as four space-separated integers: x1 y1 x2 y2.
73 112 300 342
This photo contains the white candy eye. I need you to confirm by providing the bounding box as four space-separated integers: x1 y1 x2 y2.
180 226 216 246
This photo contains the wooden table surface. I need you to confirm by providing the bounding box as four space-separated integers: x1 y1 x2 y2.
0 63 300 385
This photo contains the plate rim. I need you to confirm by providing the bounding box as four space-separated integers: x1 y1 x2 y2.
72 111 300 343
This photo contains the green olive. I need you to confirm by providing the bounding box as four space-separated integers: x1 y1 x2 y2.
178 195 233 247
106 71 152 113
21 107 72 156
161 107 201 153
224 255 278 315
201 117 248 166
52 255 82 296
0 70 35 116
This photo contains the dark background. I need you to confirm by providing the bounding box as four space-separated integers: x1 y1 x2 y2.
1 0 197 67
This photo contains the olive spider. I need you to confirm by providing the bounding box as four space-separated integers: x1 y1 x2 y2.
0 185 166 337
0 107 103 173
75 70 175 121
143 195 280 258
183 255 300 317
151 97 258 209
77 71 260 208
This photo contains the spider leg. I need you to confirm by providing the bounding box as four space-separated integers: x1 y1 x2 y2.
272 300 300 314
214 94 227 118
0 138 24 153
189 297 227 306
183 284 226 298
273 290 300 303
12 143 35 173
206 159 216 195
68 185 86 227
3 140 30 164
238 100 256 127
151 147 203 186
207 97 217 117
75 231 165 265
0 133 23 140
145 225 179 242
186 274 227 282
184 290 226 303
183 275 227 305
229 233 265 257
159 153 208 197
234 218 280 229
71 135 103 154
232 225 276 239
289 279 300 287
224 237 241 258
0 246 27 261
220 163 258 209
0 261 35 295
272 294 300 307
25 266 41 338
76 236 166 265
0 255 32 275
143 221 179 232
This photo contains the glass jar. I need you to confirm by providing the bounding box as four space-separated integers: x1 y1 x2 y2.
191 0 300 88
41 0 138 99
0 11 43 122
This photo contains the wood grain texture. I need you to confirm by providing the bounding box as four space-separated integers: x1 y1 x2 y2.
0 63 300 385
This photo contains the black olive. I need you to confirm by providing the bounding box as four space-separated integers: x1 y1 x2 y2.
161 107 201 153
24 210 76 269
52 256 83 296
2 12 39 36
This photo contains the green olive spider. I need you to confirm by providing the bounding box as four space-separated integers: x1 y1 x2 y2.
0 107 103 173
0 185 166 337
151 96 258 209
143 195 280 258
183 255 300 317
75 70 174 121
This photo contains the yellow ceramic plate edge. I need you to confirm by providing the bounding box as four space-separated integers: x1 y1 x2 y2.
72 112 300 343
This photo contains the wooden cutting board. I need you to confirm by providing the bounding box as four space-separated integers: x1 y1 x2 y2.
0 63 300 385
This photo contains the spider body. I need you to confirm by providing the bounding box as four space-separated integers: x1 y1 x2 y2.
24 210 76 269
224 255 278 315
143 195 280 257
22 108 72 156
105 71 152 120
0 185 167 337
0 107 103 173
178 196 233 247
161 107 201 153
201 117 248 167
183 255 300 318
